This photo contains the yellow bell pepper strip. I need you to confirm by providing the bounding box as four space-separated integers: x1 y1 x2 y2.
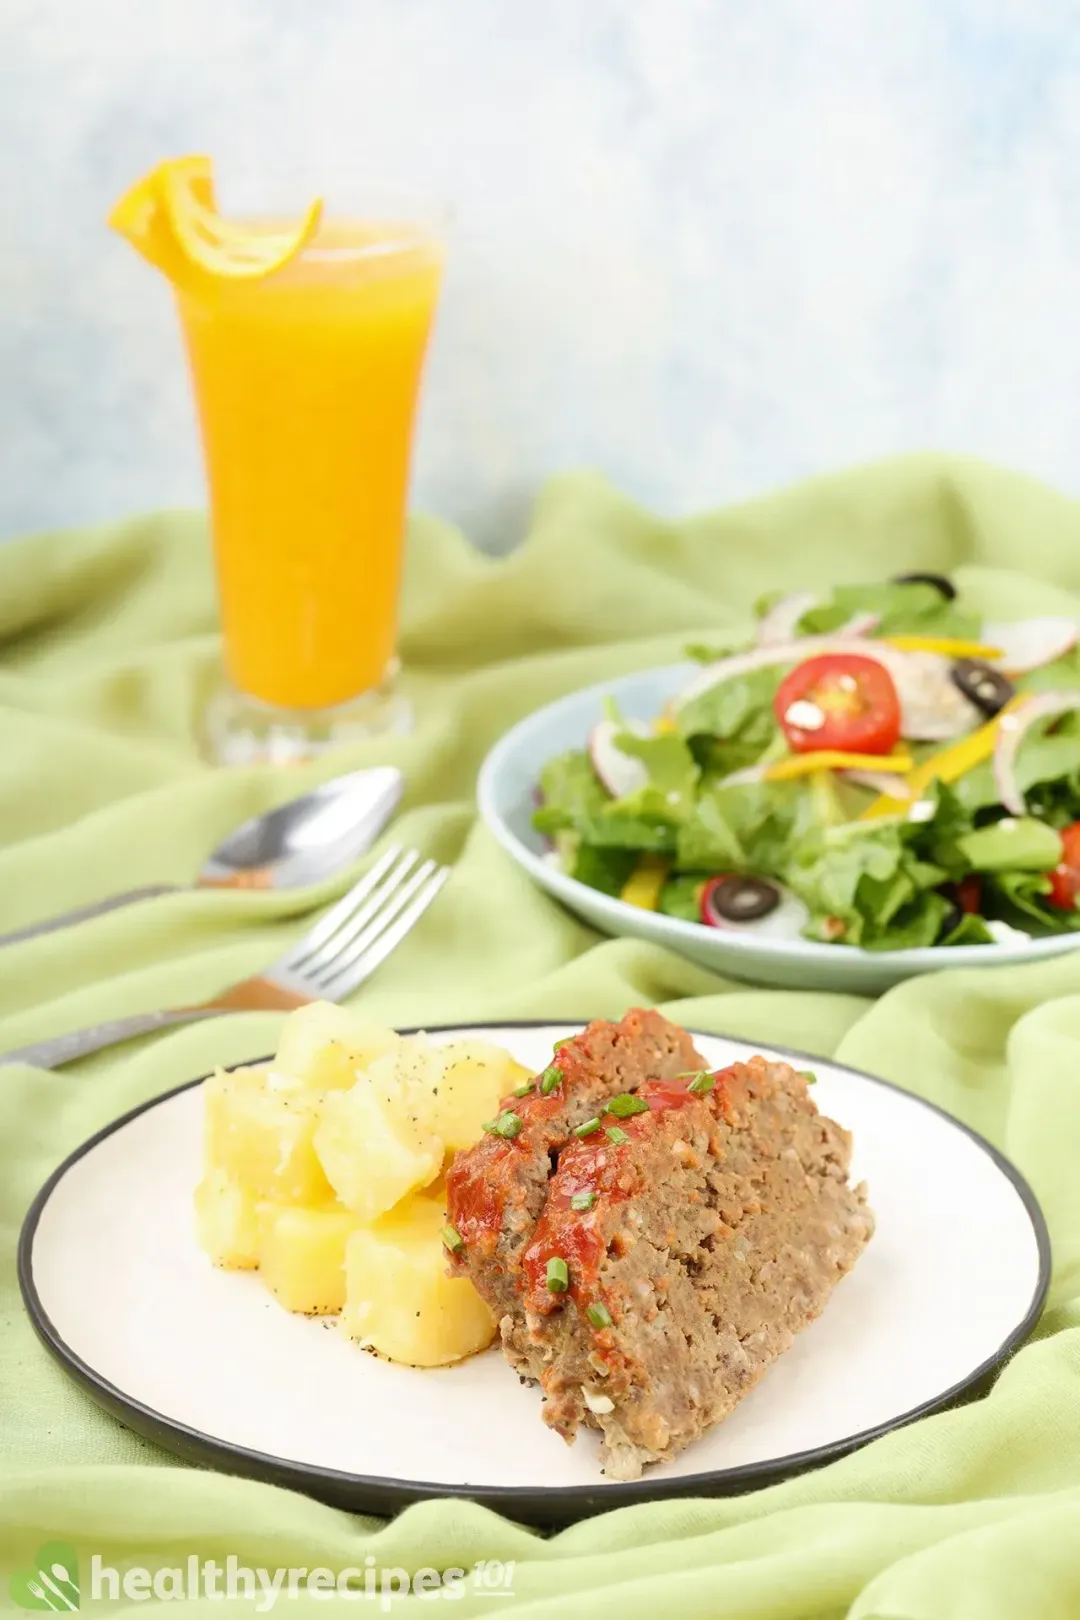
881 636 1004 659
859 699 1024 819
619 857 669 910
764 750 914 783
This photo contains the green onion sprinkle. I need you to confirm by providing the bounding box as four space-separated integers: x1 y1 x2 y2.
545 1257 569 1293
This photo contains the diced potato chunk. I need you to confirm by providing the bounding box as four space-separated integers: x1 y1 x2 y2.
257 1202 358 1315
366 1035 446 1139
429 1040 533 1153
313 1078 442 1221
341 1196 496 1366
194 1168 262 1269
274 1001 399 1091
204 1066 333 1204
366 1035 531 1155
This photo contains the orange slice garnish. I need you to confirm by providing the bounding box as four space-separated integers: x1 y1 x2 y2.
109 155 323 283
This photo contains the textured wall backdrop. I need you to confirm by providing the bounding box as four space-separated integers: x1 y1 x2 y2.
1 0 1078 549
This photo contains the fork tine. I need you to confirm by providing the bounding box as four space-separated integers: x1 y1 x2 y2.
308 858 437 989
277 844 403 971
319 866 450 1001
290 849 420 977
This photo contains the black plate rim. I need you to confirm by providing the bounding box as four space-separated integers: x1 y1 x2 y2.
17 1022 1052 1528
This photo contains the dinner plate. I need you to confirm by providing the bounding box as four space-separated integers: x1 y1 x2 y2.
478 664 1080 993
20 1023 1048 1527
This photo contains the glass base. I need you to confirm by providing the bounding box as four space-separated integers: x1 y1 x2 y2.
203 671 412 766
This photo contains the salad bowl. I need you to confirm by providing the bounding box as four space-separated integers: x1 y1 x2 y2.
478 579 1080 993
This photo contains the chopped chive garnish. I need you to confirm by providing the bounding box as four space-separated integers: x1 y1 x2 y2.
688 1071 716 1095
607 1093 649 1118
553 1036 574 1051
482 1110 523 1139
540 1064 563 1095
570 1191 596 1212
586 1302 612 1329
574 1116 602 1138
441 1224 464 1254
605 1125 630 1145
513 1081 534 1097
675 1070 707 1078
545 1257 569 1293
798 1070 818 1085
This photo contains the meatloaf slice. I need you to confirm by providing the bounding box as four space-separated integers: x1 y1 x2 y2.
445 1010 705 1329
517 1055 874 1479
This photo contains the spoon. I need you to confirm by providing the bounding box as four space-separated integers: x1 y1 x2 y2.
0 766 404 948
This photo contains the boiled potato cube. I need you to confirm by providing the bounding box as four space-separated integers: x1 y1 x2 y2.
274 1001 399 1091
313 1078 442 1221
257 1202 358 1315
194 1168 262 1269
341 1196 496 1366
366 1035 531 1154
366 1035 446 1139
204 1066 333 1204
429 1040 533 1153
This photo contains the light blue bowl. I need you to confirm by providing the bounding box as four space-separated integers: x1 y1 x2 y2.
478 662 1080 994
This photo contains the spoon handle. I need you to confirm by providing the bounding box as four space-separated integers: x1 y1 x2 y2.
0 885 180 949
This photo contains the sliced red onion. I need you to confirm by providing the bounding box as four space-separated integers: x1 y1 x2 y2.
675 636 979 741
993 691 1080 815
983 617 1078 675
839 769 913 799
756 590 819 645
836 610 883 638
588 718 650 799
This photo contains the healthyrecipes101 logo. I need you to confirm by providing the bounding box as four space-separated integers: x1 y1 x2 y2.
8 1546 516 1610
8 1544 81 1611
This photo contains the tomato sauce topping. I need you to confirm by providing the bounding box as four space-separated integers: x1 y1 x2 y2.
521 1071 730 1315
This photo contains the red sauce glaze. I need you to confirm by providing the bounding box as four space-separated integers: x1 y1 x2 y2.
445 1034 604 1259
521 1070 732 1315
444 1084 561 1261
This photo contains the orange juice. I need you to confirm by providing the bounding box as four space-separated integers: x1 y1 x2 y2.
175 222 442 711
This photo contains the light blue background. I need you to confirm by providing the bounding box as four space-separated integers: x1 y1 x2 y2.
2 0 1078 549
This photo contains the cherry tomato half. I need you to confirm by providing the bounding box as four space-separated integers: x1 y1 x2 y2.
1047 821 1080 911
774 654 902 756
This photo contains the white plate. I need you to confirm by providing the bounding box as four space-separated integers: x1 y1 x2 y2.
20 1023 1047 1526
478 664 1080 993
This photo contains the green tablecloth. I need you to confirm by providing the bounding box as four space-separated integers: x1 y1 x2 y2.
4 455 1080 1619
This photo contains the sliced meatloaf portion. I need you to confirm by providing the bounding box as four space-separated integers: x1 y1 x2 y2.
445 1009 705 1328
516 1055 874 1479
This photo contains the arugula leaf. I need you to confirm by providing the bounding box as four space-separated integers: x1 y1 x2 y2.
954 720 1080 818
986 870 1080 932
798 581 979 640
940 911 996 946
785 819 948 947
658 874 705 922
957 818 1063 873
675 794 745 872
612 731 699 806
569 844 637 898
677 666 783 776
533 749 608 835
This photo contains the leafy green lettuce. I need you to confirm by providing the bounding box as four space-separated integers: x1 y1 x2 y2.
797 580 979 640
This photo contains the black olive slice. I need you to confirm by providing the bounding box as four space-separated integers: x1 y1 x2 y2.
950 658 1014 718
892 571 957 601
707 875 780 923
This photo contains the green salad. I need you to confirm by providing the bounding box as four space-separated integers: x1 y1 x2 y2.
532 575 1080 951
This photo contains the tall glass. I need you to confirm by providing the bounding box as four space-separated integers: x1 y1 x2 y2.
174 192 444 764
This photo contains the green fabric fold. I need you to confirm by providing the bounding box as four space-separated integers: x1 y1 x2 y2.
4 454 1080 1617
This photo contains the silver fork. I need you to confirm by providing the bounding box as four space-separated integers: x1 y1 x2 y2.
0 846 449 1070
